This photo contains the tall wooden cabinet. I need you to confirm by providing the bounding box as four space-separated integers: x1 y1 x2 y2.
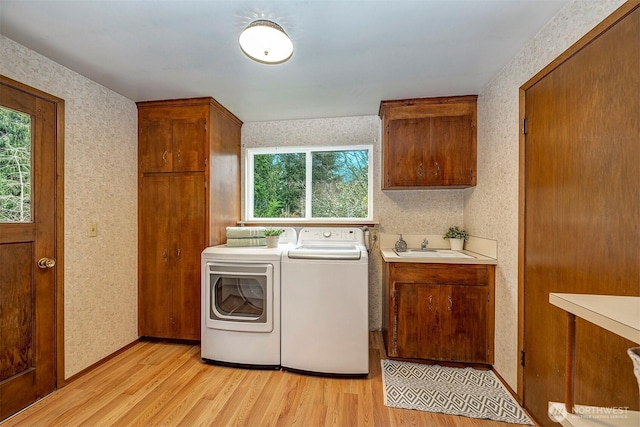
137 97 242 340
379 96 477 189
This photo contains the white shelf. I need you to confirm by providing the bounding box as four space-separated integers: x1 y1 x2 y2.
548 294 640 427
549 293 640 344
549 402 640 427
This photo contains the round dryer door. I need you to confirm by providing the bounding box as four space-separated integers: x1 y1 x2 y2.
204 262 273 332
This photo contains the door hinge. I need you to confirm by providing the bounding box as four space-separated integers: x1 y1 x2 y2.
522 118 528 135
520 349 525 367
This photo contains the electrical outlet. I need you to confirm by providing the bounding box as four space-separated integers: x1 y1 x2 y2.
87 221 98 237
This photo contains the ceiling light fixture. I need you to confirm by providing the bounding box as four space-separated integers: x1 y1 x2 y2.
239 19 293 64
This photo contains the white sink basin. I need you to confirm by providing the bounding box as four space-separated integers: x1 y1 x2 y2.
393 249 473 259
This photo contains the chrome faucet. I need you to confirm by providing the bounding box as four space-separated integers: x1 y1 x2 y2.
421 238 429 250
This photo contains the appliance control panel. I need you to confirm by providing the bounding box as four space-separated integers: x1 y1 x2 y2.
297 227 364 244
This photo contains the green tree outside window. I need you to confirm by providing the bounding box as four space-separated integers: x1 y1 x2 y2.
0 106 32 223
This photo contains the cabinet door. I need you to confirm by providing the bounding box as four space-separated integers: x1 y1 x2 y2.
170 173 206 339
139 117 205 173
428 115 475 186
392 282 440 359
139 175 173 336
172 118 205 172
139 118 172 172
386 118 426 187
380 96 477 189
440 284 489 363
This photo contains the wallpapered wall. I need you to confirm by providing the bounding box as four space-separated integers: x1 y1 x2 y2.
465 0 626 389
242 117 464 330
243 0 626 391
0 35 139 378
0 0 624 387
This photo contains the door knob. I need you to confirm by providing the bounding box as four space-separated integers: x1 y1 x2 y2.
38 258 56 269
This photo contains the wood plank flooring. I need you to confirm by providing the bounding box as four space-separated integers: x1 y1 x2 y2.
2 333 525 426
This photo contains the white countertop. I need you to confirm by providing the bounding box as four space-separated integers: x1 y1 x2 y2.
380 248 497 265
549 293 640 344
548 293 640 427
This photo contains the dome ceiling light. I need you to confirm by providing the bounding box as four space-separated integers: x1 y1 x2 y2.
239 19 293 64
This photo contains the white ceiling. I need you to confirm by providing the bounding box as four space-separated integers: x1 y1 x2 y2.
0 0 569 122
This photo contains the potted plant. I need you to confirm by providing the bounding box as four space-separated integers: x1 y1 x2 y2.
443 226 469 250
263 228 284 248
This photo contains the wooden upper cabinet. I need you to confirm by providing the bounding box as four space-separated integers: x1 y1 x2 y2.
379 95 477 189
139 106 207 173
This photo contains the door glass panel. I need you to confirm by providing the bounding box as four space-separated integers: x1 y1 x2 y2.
213 276 265 319
0 106 32 223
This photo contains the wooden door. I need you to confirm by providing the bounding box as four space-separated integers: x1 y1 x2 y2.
139 116 205 174
429 115 474 186
393 281 440 359
0 81 59 419
522 6 639 424
386 118 425 187
172 119 205 172
170 173 205 340
139 118 172 173
139 174 172 337
442 284 488 363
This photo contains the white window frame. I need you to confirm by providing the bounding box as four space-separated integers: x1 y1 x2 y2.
246 145 373 222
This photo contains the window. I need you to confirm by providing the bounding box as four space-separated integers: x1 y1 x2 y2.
0 106 32 223
246 145 372 221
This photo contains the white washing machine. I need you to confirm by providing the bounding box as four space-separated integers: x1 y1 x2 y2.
281 227 369 376
201 227 296 369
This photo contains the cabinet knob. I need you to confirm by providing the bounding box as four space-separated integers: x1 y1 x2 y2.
162 150 168 163
417 163 424 177
448 296 453 311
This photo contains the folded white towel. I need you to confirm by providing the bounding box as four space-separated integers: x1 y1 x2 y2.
226 227 266 239
226 237 266 247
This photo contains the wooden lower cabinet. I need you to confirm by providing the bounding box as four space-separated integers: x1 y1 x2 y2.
139 173 205 340
383 262 495 364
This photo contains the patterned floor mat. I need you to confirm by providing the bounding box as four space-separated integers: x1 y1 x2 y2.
382 359 533 425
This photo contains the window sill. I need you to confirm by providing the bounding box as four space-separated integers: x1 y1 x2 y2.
238 219 379 227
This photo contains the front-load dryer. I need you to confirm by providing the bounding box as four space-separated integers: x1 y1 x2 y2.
201 227 295 369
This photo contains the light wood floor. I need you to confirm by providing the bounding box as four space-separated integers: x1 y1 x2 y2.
2 332 524 426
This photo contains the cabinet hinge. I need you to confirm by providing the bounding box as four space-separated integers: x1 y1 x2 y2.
520 349 525 367
204 120 207 132
487 292 490 302
522 118 528 135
